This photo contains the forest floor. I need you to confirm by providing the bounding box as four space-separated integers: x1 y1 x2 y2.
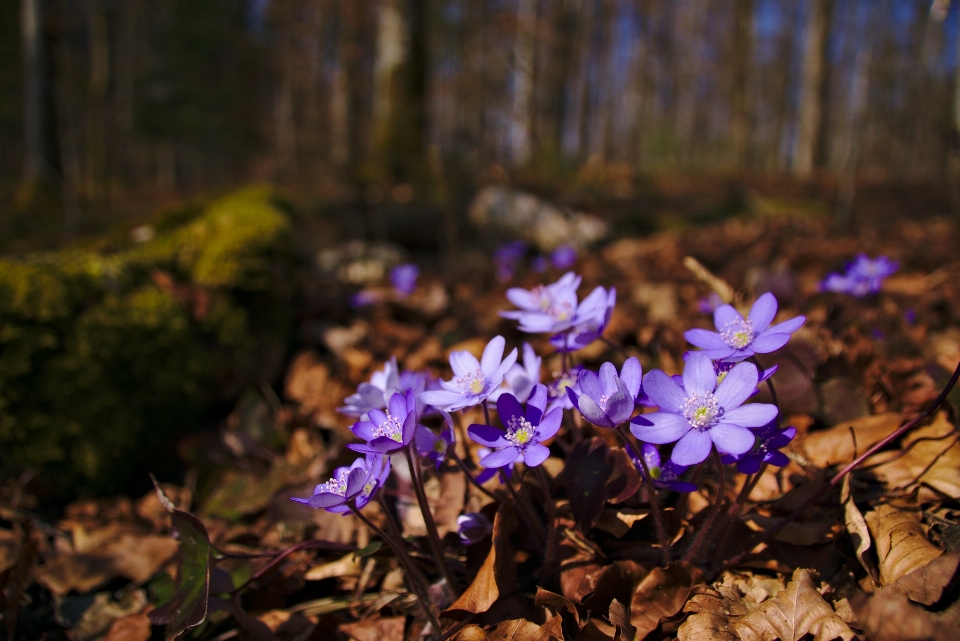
3 199 960 641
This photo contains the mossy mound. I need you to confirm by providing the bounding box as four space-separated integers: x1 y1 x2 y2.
0 187 295 497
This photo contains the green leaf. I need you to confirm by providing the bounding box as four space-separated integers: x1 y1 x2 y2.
147 479 213 641
353 540 384 559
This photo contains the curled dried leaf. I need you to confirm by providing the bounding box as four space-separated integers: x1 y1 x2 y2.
865 504 943 585
629 562 703 639
444 502 517 617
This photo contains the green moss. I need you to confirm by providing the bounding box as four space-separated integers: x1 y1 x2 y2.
0 187 295 497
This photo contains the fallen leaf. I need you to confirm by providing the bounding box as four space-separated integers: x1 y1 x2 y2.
574 619 615 641
454 618 561 641
841 476 877 582
68 590 148 641
865 503 943 585
558 541 603 604
607 598 635 641
443 502 517 616
340 615 405 641
742 514 836 546
535 587 581 626
304 552 362 581
628 562 702 639
594 509 649 539
864 412 960 500
557 438 614 531
890 552 960 606
581 560 647 615
257 610 319 641
104 610 153 641
735 568 855 641
604 447 641 505
801 413 903 467
677 611 738 641
853 589 960 641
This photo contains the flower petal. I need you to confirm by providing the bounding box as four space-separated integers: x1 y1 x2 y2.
629 412 690 444
450 349 481 376
720 403 779 428
750 332 791 353
468 424 509 448
308 492 347 509
496 393 524 425
345 467 368 498
684 328 728 350
578 369 603 404
714 361 759 409
766 316 805 335
671 430 712 466
415 424 437 453
419 389 468 411
527 384 548 415
683 353 717 396
709 423 755 456
713 304 743 331
537 407 563 440
480 336 506 376
388 393 407 419
747 293 778 332
603 381 634 426
599 362 619 395
575 394 613 427
480 447 522 469
490 347 519 385
523 444 550 467
641 370 687 412
351 421 378 441
620 357 642 399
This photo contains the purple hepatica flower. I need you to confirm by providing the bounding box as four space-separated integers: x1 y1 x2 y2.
349 289 383 308
390 263 419 296
293 453 389 513
642 444 697 493
546 366 582 412
415 413 455 469
340 357 401 418
822 254 898 297
530 255 549 274
685 292 805 362
348 389 419 454
488 342 541 404
630 353 778 466
721 419 797 475
567 358 642 428
475 447 513 484
457 512 493 544
697 292 725 315
419 336 518 412
551 244 578 269
501 272 581 334
494 240 529 282
468 384 561 468
550 286 616 352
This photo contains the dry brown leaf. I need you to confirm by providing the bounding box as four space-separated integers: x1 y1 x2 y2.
454 618 562 641
853 590 960 641
444 502 517 616
558 540 603 604
607 598 635 641
865 504 943 585
801 413 903 467
890 552 960 606
841 476 877 581
535 587 581 626
581 560 647 615
742 514 836 546
734 568 855 641
104 611 152 641
593 509 649 538
340 615 405 641
863 412 960 500
677 612 738 641
303 552 362 581
628 562 703 639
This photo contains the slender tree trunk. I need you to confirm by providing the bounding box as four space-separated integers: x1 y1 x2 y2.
85 0 109 203
509 0 537 167
729 0 754 169
793 0 833 177
18 0 56 202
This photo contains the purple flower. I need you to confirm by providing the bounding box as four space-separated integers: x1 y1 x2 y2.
546 366 582 412
550 286 616 352
821 254 898 297
419 336 518 412
457 512 493 544
293 453 390 513
721 419 797 474
501 272 581 334
474 446 513 484
488 342 541 404
415 413 455 469
697 292 725 314
684 292 805 362
349 289 383 308
390 263 419 296
348 389 419 454
641 444 696 493
567 357 642 428
551 244 578 269
468 384 561 468
630 353 779 466
530 256 550 274
494 240 529 282
340 357 401 418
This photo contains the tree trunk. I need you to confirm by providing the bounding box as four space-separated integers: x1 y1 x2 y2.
729 0 754 169
18 0 56 202
509 0 537 167
793 0 833 177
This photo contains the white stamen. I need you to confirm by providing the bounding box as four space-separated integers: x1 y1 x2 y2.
682 392 723 430
720 318 755 349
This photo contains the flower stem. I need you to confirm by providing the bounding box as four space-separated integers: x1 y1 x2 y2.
748 356 780 421
616 425 671 565
350 503 442 636
501 469 545 546
683 449 726 564
404 446 459 597
451 451 500 502
723 358 960 571
534 465 558 588
711 463 769 570
482 402 491 427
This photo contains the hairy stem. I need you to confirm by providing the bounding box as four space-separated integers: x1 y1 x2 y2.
684 449 727 564
534 465 558 588
616 425 670 564
404 446 459 596
723 358 960 570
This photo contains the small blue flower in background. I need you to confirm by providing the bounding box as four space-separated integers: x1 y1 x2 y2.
530 255 550 274
468 384 561 468
631 353 778 466
457 512 493 544
568 357 642 428
550 244 578 269
488 342 541 404
501 272 581 334
390 263 419 296
292 453 390 513
340 357 401 418
641 444 696 493
494 240 529 282
697 292 725 314
821 254 898 297
419 335 518 412
415 413 455 469
550 285 615 352
721 418 797 474
685 292 805 362
349 290 382 308
348 389 419 454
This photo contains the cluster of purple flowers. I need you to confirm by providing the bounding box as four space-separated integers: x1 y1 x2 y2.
297 268 809 552
821 254 898 297
493 241 579 282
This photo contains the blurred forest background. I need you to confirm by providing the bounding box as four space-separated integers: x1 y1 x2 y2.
5 0 960 246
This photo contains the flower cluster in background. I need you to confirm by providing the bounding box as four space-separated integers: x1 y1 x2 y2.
821 254 898 297
493 241 579 282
